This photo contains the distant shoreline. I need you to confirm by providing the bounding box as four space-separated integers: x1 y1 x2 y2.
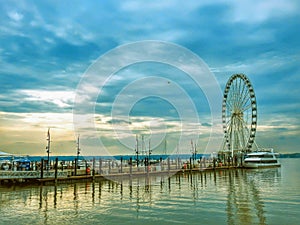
279 153 300 158
1 153 300 161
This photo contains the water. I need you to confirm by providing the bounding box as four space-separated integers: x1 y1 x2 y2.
0 159 299 225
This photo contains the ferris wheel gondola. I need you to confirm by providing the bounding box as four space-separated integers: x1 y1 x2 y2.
222 74 257 155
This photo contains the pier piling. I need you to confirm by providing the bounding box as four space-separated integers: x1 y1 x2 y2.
41 159 44 179
99 158 102 175
120 157 123 173
92 158 95 181
54 157 58 183
129 157 132 176
74 158 77 176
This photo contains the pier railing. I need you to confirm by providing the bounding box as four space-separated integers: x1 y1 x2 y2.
0 171 69 179
1 156 241 182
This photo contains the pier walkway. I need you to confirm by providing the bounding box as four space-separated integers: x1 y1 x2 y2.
0 170 69 179
0 164 243 186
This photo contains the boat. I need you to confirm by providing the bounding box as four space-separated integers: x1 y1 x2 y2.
243 148 281 168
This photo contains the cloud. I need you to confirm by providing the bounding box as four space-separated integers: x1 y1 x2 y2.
228 0 298 23
7 11 24 22
20 90 75 108
0 0 299 154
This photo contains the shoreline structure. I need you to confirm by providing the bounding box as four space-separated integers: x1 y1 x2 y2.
0 154 262 186
0 157 243 185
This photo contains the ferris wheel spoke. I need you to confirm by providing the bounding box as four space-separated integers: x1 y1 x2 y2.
237 78 243 103
228 86 235 108
239 81 246 101
237 79 244 108
226 99 234 111
239 87 250 108
240 95 250 112
227 96 236 111
242 103 252 112
241 97 251 111
238 83 248 109
226 118 232 127
230 80 237 109
237 115 250 128
233 79 240 109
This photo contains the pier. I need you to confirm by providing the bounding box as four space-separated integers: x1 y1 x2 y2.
0 156 243 186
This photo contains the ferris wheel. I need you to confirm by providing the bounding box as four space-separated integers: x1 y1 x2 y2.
222 74 257 154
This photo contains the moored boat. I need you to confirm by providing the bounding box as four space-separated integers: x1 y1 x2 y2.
243 148 281 168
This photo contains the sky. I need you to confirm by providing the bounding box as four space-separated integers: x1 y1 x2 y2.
0 0 299 156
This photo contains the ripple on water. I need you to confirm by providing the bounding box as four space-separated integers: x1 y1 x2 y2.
0 159 299 225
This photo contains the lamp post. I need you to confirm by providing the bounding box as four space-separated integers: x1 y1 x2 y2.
191 140 197 168
76 135 80 161
148 139 152 165
194 143 197 167
46 128 51 170
135 134 139 167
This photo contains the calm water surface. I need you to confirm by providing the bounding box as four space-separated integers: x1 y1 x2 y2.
0 159 299 225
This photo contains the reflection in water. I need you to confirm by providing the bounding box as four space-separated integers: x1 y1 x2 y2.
91 182 95 204
136 182 140 218
99 181 102 201
226 169 280 225
0 167 283 224
53 185 57 208
38 184 50 224
120 181 123 200
39 185 42 209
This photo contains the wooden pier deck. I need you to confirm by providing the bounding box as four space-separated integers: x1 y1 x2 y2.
0 165 243 186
